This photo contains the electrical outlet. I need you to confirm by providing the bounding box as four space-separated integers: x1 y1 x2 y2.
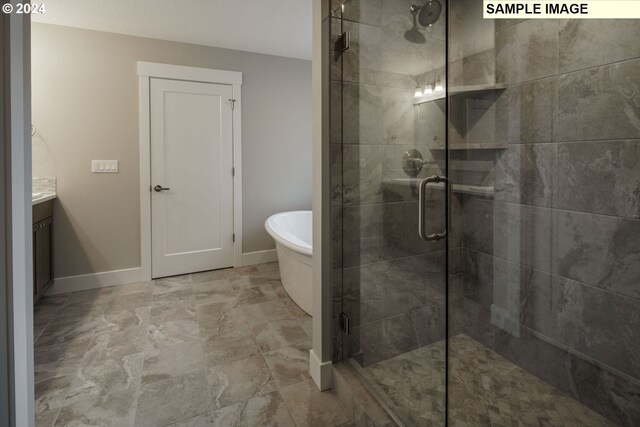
92 160 119 173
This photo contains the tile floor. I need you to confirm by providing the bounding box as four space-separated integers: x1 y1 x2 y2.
364 334 617 427
34 263 351 427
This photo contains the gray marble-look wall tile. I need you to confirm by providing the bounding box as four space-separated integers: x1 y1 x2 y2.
342 144 384 205
493 325 572 398
556 59 640 142
379 19 445 78
341 20 383 85
495 78 557 145
493 202 553 272
342 0 382 26
568 352 640 427
342 83 383 145
559 20 640 73
380 85 415 145
495 20 559 84
343 254 429 325
462 299 496 352
554 210 640 299
357 312 420 366
342 200 444 267
558 140 640 219
331 206 343 270
331 82 342 144
409 301 446 347
462 196 494 255
495 143 557 207
416 100 446 150
462 49 496 86
552 277 640 380
463 250 494 309
494 19 527 32
331 143 343 206
449 150 495 189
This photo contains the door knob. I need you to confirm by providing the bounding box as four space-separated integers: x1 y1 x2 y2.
154 185 171 192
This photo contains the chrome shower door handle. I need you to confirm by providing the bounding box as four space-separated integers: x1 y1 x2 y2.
418 175 448 241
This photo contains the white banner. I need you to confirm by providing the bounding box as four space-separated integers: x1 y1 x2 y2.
484 1 640 18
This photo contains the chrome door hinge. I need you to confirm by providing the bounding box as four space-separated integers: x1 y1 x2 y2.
335 31 350 53
229 98 237 110
232 167 235 177
233 233 236 242
340 313 350 335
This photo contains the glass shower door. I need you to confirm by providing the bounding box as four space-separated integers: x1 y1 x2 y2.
447 1 640 426
331 0 449 425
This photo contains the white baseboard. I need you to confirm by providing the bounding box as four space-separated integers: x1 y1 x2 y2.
47 267 143 295
241 249 278 266
309 349 333 391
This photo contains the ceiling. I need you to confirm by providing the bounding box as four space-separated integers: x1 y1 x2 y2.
32 0 312 60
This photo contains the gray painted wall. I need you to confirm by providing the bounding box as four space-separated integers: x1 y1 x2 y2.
31 23 312 278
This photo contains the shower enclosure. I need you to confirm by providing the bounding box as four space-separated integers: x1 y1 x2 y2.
328 1 640 425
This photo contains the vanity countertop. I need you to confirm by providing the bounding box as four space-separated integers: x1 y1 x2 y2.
32 177 57 205
32 191 56 205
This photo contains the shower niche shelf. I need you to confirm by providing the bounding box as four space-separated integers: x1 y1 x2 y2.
413 83 506 105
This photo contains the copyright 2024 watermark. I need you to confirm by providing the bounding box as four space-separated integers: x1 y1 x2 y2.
2 2 46 14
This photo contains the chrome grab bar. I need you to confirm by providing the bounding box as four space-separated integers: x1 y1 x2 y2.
418 175 448 241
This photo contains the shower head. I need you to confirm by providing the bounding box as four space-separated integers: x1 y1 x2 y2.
411 0 442 27
404 10 427 44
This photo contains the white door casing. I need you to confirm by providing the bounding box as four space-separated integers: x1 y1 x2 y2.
149 78 234 278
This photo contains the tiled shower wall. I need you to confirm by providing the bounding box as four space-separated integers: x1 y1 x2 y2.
329 3 640 425
329 0 460 366
461 19 640 426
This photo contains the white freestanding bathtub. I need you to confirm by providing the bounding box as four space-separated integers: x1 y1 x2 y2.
265 211 312 315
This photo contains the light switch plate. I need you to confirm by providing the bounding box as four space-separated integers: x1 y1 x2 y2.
92 160 119 173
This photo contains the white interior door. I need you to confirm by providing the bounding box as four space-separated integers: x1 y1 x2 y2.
150 78 234 278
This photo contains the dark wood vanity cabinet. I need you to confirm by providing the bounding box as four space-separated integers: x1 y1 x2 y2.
33 200 53 303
